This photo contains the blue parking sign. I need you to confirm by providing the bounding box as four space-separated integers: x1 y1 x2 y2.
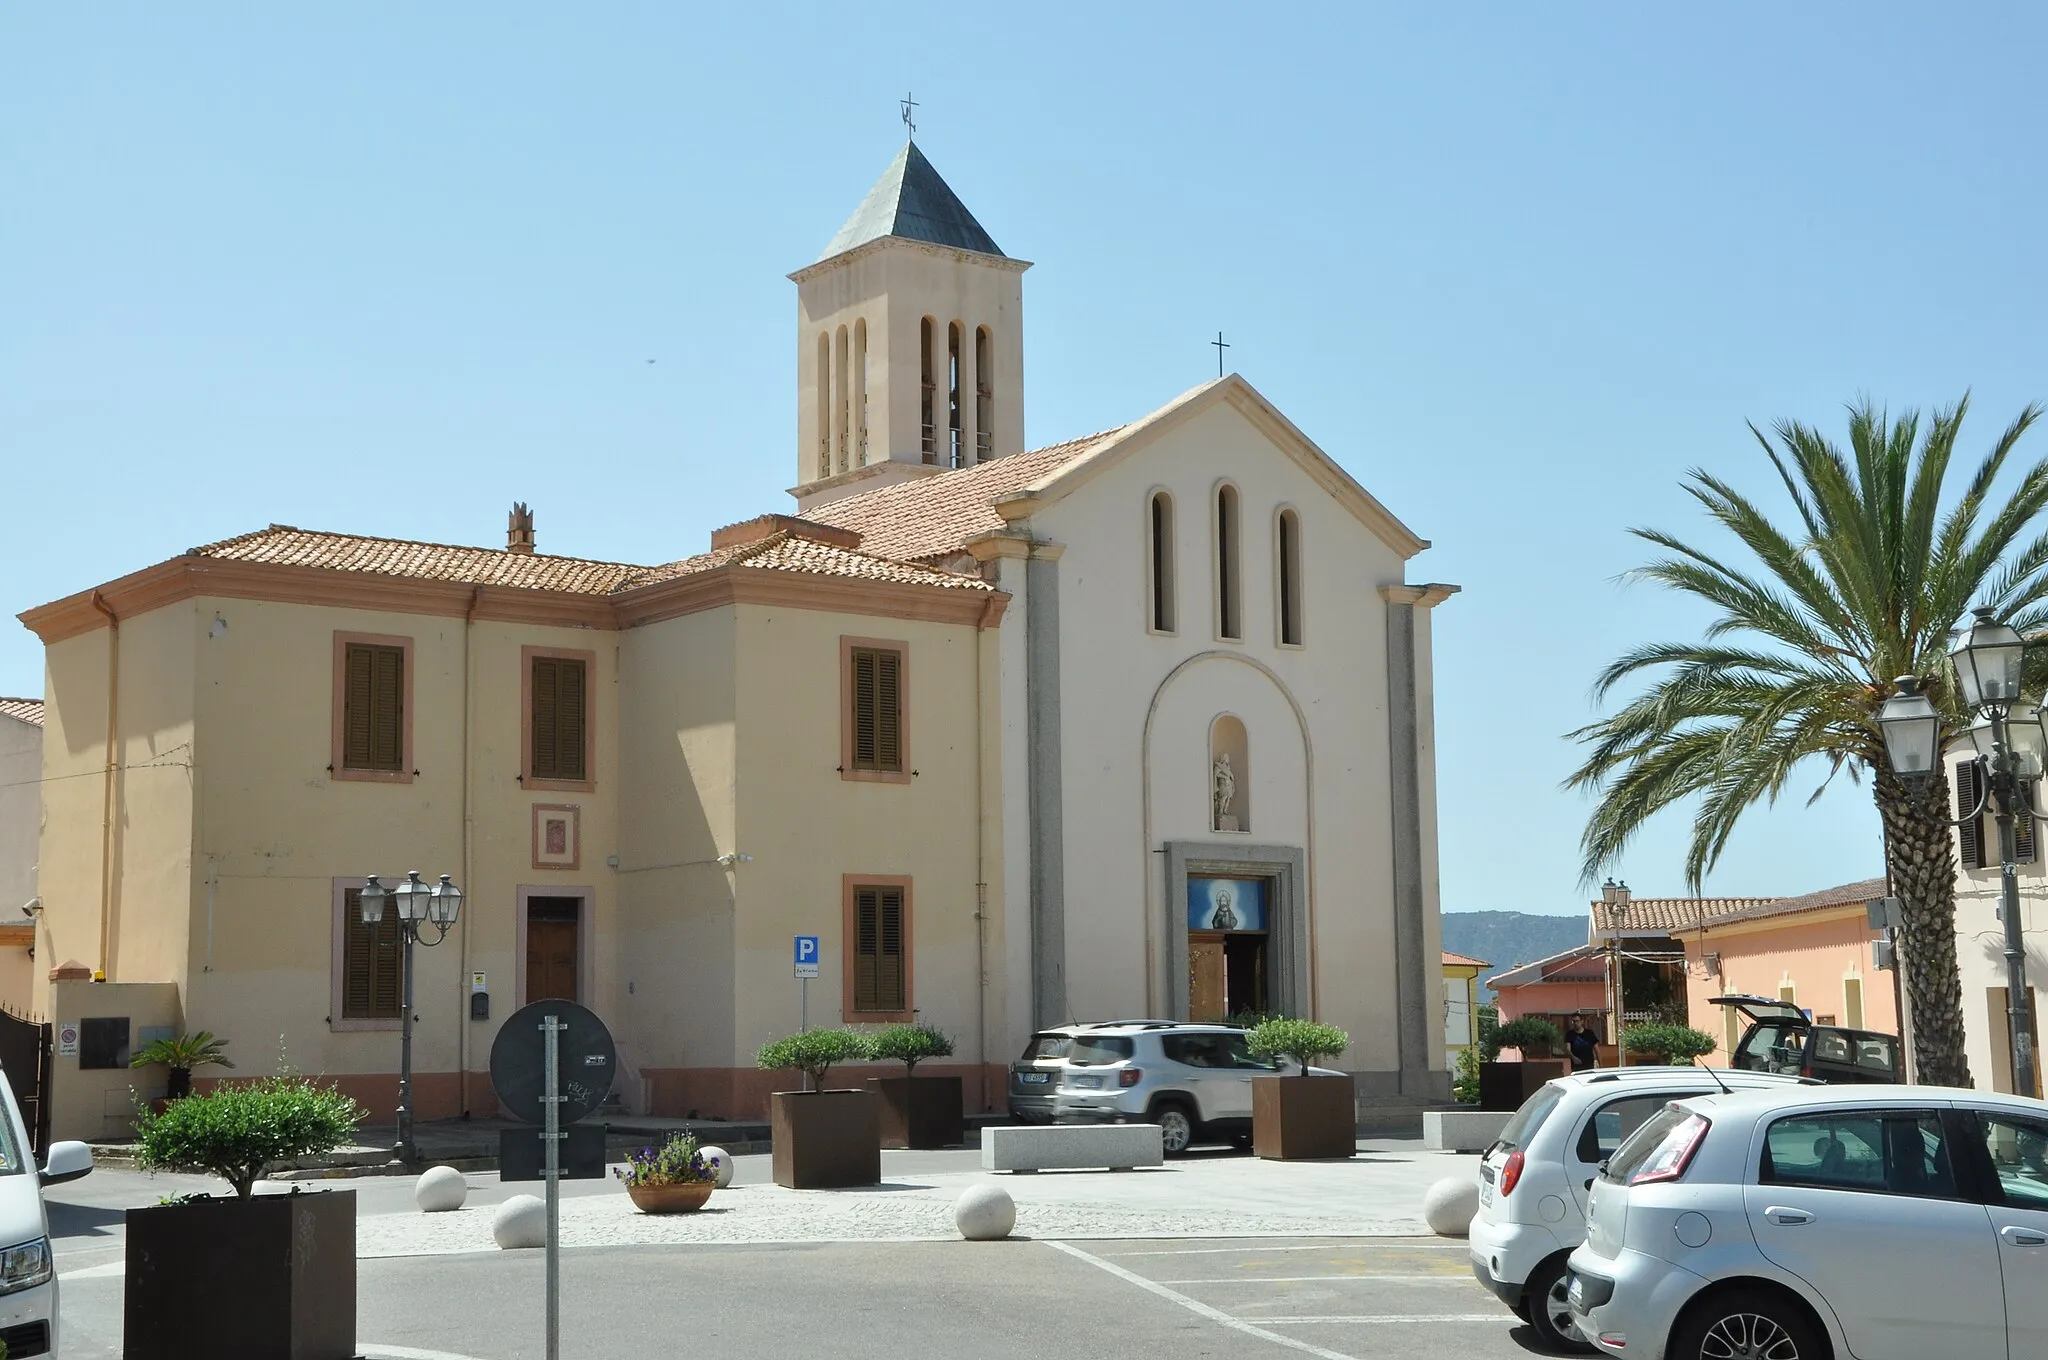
794 935 820 978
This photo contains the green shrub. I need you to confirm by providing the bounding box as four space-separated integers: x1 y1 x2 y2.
1487 1017 1562 1060
1622 1022 1717 1063
132 1072 364 1198
1453 1046 1482 1104
866 1023 954 1076
1245 1017 1350 1068
756 1028 871 1089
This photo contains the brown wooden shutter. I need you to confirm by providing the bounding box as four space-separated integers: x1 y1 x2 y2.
556 659 585 780
873 650 901 771
1958 762 1986 870
876 886 904 1011
369 646 403 770
342 889 402 1019
852 651 879 768
2018 779 2037 864
854 887 881 1010
532 657 558 778
343 646 375 769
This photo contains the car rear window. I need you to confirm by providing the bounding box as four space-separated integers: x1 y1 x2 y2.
1066 1037 1134 1066
1496 1082 1567 1152
1020 1034 1070 1061
1602 1105 1690 1182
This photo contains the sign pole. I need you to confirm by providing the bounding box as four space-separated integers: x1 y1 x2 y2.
543 1013 562 1360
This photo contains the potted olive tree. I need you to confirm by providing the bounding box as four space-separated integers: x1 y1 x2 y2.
1245 1018 1354 1160
129 1030 234 1103
1621 1022 1716 1067
125 1066 365 1359
756 1028 880 1189
1479 1017 1566 1111
865 1023 962 1150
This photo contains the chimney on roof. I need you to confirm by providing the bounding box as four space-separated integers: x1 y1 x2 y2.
507 503 536 555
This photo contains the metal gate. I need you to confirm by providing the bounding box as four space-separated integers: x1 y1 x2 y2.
0 1011 52 1155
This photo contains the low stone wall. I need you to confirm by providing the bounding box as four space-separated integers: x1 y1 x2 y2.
1422 1109 1511 1153
982 1123 1163 1172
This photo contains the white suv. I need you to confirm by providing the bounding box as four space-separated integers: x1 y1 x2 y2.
1469 1067 1806 1352
1568 1083 2048 1360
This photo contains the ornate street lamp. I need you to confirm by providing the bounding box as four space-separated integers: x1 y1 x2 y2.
360 869 461 1163
1881 609 2044 1099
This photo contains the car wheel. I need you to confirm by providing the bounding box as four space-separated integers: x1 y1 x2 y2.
1524 1256 1592 1354
1669 1289 1825 1360
1154 1101 1196 1155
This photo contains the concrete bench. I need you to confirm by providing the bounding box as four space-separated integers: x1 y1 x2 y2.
982 1123 1164 1172
1423 1109 1512 1153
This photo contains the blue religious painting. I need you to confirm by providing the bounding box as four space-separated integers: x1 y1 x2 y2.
1187 877 1267 933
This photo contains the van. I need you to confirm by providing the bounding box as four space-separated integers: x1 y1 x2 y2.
1710 993 1901 1083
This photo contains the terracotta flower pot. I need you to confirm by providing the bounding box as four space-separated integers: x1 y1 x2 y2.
625 1180 715 1214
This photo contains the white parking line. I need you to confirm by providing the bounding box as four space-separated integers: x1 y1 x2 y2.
1156 1275 1480 1285
1105 1243 1470 1257
361 1348 496 1360
1259 1315 1506 1325
1046 1240 1363 1360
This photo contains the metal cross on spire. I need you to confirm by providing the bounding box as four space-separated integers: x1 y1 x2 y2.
900 92 918 140
1211 331 1230 378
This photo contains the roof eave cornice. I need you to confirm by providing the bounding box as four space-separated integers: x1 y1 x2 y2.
789 235 1033 283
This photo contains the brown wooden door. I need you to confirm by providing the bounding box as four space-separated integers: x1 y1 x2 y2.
1189 933 1226 1023
527 920 579 1003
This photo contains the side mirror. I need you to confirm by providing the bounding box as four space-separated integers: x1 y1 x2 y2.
40 1140 93 1187
1584 1177 1596 1192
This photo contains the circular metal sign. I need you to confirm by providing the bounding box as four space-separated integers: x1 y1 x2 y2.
489 999 618 1127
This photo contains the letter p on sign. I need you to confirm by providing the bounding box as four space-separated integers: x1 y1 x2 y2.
794 934 821 979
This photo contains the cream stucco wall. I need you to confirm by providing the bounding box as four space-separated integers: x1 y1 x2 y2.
0 715 37 922
1948 750 2048 1093
1013 397 1441 1087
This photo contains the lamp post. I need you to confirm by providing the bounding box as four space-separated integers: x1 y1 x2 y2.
1878 607 2048 1098
360 870 463 1162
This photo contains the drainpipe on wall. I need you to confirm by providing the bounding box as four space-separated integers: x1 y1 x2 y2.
459 585 482 1117
90 591 119 980
973 618 992 1111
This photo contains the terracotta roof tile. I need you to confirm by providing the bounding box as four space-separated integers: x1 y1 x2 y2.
191 524 991 597
1706 877 1887 928
804 429 1127 562
1442 950 1492 968
0 698 43 727
196 525 644 594
1591 896 1777 935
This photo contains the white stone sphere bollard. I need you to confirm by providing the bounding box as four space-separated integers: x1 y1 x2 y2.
1422 1176 1480 1237
493 1194 547 1249
414 1165 468 1213
699 1145 735 1190
955 1183 1017 1241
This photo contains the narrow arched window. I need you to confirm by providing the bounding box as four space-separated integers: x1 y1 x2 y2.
1277 509 1303 645
854 319 869 465
920 317 937 464
1216 485 1242 641
816 332 831 480
835 324 850 474
947 321 964 468
1149 492 1176 633
974 326 993 463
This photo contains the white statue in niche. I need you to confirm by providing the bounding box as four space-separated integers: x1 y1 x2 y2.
1213 752 1237 831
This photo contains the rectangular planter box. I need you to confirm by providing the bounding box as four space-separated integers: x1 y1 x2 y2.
1479 1059 1567 1112
125 1189 355 1360
771 1089 881 1189
1252 1073 1355 1160
867 1075 965 1149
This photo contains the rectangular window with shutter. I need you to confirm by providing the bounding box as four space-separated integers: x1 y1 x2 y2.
332 633 412 783
1958 760 1987 870
525 650 592 787
841 638 909 783
2017 779 2037 864
331 883 403 1028
843 876 912 1020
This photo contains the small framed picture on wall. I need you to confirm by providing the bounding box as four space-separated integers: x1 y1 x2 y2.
532 804 580 871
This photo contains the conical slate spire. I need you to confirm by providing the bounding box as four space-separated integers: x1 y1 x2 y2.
816 142 1006 263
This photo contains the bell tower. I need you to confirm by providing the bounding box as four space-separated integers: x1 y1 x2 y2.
788 142 1030 513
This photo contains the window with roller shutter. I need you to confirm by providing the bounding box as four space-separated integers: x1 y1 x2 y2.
342 643 405 773
844 877 912 1020
529 655 588 783
340 888 402 1020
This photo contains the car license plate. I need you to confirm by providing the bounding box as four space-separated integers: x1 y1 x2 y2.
1020 1072 1048 1084
1072 1074 1102 1088
1568 1274 1585 1309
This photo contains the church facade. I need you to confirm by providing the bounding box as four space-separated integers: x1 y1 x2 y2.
17 141 1453 1138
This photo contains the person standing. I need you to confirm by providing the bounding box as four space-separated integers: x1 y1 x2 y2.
1566 1014 1601 1072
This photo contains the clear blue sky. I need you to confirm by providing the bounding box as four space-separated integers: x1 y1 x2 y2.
7 6 2046 916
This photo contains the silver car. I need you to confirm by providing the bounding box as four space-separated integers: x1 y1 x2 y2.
1567 1083 2048 1360
1007 1026 1087 1123
1052 1023 1338 1154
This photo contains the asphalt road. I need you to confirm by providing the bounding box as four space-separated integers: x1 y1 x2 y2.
49 1160 1547 1359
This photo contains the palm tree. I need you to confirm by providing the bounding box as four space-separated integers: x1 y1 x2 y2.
1568 396 2047 1087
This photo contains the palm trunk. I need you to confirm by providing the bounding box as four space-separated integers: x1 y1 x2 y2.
1873 763 1974 1087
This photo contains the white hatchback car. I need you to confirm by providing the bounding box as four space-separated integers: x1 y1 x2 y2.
0 1072 93 1357
1468 1067 1807 1352
1567 1083 2048 1360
